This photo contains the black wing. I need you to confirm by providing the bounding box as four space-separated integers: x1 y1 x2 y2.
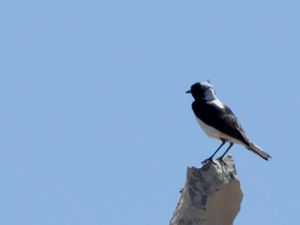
192 101 250 145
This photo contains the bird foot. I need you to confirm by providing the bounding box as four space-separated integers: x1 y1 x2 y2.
217 157 228 168
201 157 216 165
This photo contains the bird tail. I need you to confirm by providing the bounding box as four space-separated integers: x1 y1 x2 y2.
246 142 272 161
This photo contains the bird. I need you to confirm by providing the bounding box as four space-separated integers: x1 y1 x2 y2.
186 81 271 163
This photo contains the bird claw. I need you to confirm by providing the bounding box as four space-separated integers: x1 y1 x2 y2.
201 157 216 165
217 157 228 168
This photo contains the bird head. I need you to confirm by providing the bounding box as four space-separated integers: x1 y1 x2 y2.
186 81 217 101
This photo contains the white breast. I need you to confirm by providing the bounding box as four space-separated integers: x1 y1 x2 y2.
196 117 243 144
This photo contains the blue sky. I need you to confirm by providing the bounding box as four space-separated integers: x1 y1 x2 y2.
0 0 299 225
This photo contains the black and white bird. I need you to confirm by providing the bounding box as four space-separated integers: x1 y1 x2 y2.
186 81 271 163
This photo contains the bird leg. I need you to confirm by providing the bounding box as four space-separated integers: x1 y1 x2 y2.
217 143 234 165
201 140 226 164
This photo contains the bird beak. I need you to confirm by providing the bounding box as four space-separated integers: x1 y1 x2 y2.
185 90 191 94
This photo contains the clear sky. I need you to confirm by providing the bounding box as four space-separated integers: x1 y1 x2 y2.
0 0 299 225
